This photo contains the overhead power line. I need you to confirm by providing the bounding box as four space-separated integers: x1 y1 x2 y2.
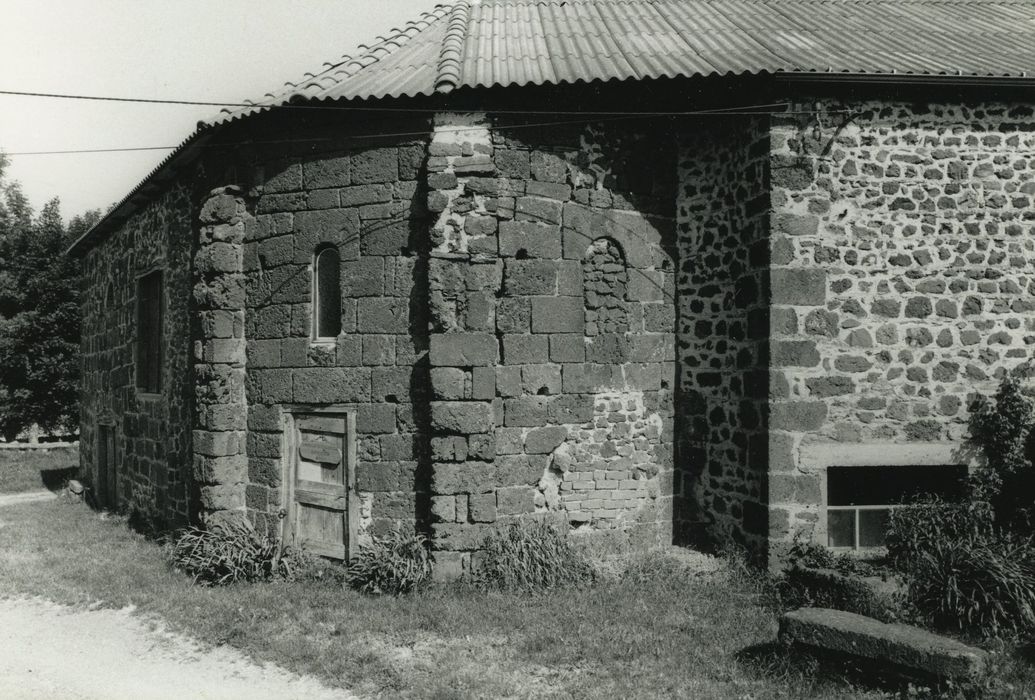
0 88 836 117
4 103 854 156
7 146 183 156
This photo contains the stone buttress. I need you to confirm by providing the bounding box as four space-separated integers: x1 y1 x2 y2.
192 186 249 527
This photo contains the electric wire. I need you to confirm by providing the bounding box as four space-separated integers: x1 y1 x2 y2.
0 88 815 117
3 104 850 157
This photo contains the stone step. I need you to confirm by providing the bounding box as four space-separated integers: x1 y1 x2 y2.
779 607 987 679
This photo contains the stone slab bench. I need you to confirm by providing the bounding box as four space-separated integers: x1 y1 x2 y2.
779 607 987 679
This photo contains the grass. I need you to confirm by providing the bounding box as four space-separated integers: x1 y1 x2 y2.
0 447 78 493
0 499 1031 699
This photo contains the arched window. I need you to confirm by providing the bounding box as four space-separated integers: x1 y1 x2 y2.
313 246 341 340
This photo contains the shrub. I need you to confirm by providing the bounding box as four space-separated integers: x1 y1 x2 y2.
474 520 594 593
785 537 869 576
171 520 301 585
906 531 1035 638
345 528 432 595
885 498 994 574
781 537 900 621
969 374 1035 532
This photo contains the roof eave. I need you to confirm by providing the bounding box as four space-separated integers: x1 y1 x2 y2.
65 128 213 257
66 69 1035 258
774 69 1035 89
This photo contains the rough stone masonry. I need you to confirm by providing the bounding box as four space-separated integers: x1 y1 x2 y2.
76 93 1035 570
766 99 1035 561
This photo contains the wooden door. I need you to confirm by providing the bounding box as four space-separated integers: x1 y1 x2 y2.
97 424 116 508
284 412 356 560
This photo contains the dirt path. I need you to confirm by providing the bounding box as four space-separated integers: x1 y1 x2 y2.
0 598 355 699
0 490 57 508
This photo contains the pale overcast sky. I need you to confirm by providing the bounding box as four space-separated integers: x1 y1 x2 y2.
0 0 443 219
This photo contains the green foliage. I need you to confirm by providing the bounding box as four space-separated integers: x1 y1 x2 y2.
885 498 994 574
785 537 869 576
474 520 594 593
969 374 1035 531
0 158 98 439
906 531 1035 638
345 528 433 595
171 520 307 585
781 537 900 622
620 549 695 586
886 378 1035 639
780 567 901 623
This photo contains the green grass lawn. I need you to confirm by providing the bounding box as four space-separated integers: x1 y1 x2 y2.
0 498 1025 699
0 447 78 493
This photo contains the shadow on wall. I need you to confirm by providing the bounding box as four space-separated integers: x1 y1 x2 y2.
406 165 434 538
670 117 774 562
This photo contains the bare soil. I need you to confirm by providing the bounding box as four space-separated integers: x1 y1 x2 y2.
0 597 355 700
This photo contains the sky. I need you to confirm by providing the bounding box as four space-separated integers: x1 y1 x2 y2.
0 0 443 220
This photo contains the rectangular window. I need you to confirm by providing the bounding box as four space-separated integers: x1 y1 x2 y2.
136 270 163 393
826 464 967 549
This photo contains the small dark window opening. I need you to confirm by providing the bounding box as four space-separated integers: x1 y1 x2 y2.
105 283 115 330
314 246 341 340
97 423 117 508
827 464 968 549
136 270 163 393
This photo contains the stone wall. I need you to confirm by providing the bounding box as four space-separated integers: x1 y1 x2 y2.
79 182 195 527
76 90 1035 569
675 117 771 551
768 99 1035 555
192 186 250 528
240 118 432 540
425 114 677 576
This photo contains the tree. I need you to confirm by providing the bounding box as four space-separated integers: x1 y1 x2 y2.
0 152 98 440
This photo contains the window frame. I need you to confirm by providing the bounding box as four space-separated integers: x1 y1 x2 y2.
312 245 342 343
799 442 975 553
135 268 165 396
825 503 903 551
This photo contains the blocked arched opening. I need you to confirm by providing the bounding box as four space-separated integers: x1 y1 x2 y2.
582 237 629 336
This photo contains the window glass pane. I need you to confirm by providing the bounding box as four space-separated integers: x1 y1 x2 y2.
827 464 967 506
827 510 855 548
859 508 891 548
315 248 341 338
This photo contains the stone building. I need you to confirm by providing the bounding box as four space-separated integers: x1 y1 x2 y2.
69 0 1035 569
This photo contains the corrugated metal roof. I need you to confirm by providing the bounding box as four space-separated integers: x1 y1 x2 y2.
206 4 454 127
211 0 1035 127
71 0 1035 255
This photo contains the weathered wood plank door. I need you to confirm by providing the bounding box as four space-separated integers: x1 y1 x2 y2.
284 412 356 560
97 424 116 508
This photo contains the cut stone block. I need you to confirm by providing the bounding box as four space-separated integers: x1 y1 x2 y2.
779 607 987 680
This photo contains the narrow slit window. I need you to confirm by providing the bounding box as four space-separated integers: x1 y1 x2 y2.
314 246 341 340
105 283 115 330
826 464 967 549
135 270 163 393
